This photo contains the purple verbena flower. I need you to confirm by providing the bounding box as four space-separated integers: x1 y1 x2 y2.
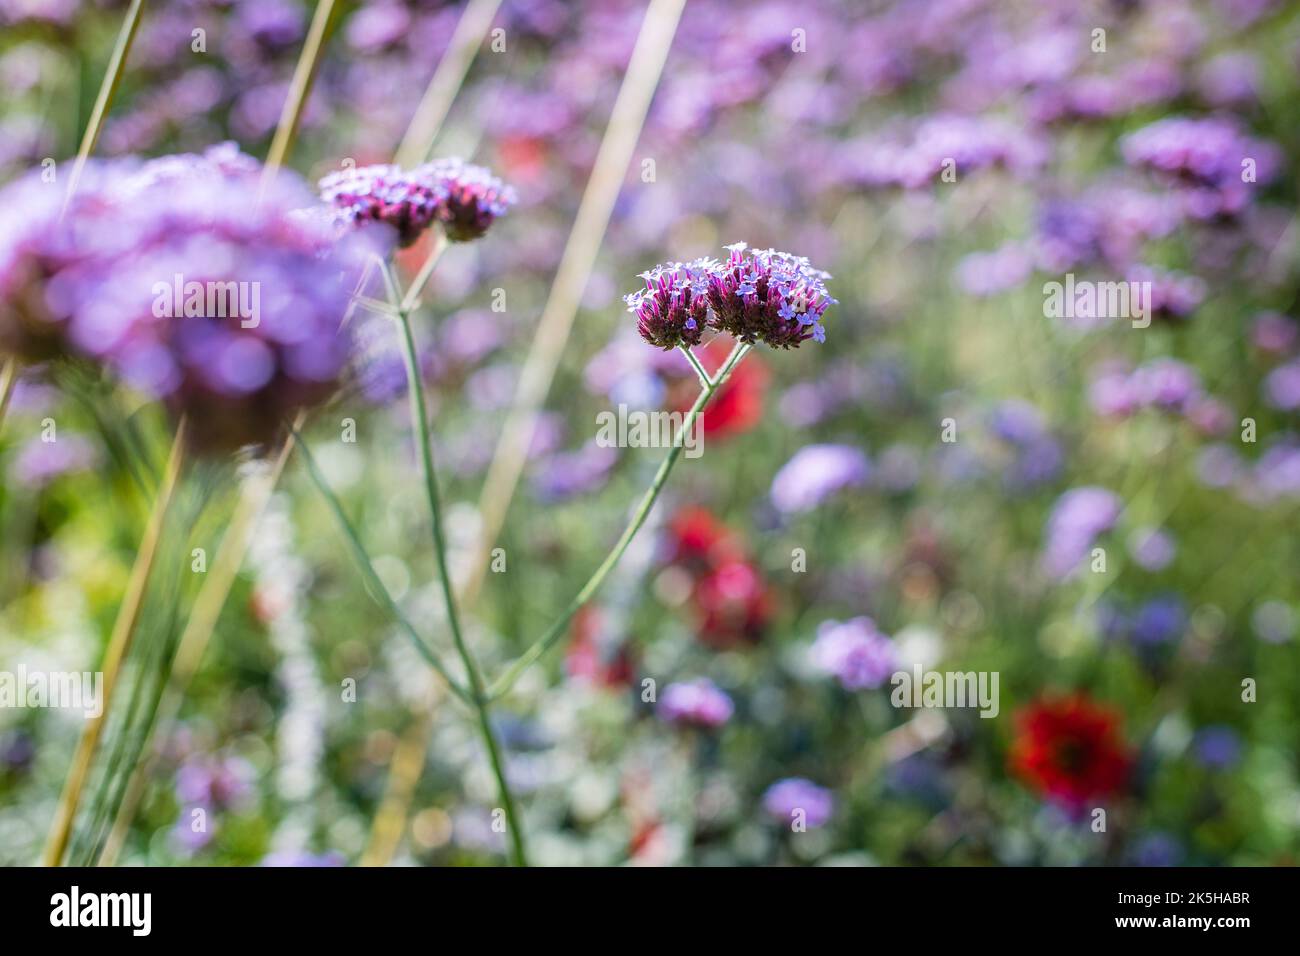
1264 359 1300 411
1129 266 1206 322
657 678 734 729
623 258 714 350
810 616 896 691
319 162 447 247
418 157 517 242
11 435 98 488
175 754 254 810
1127 527 1177 571
705 242 836 348
1122 117 1280 219
1130 595 1187 645
1130 358 1202 412
770 443 869 514
762 777 834 829
1251 312 1298 355
1041 487 1123 580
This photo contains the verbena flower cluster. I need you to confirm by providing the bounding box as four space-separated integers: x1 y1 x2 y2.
317 163 447 247
0 143 380 454
319 158 516 247
1121 116 1281 220
421 157 518 242
657 678 734 729
625 242 836 351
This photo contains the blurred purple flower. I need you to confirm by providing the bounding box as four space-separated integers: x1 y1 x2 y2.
770 443 869 514
1252 312 1298 355
955 243 1033 297
811 616 896 691
419 157 517 242
1130 832 1184 867
531 440 618 503
1127 527 1176 572
1198 53 1260 108
319 163 447 247
762 778 833 829
11 435 97 488
658 678 734 729
175 754 254 810
1130 595 1187 645
1122 116 1280 219
1192 726 1241 770
1264 359 1300 411
1130 358 1202 412
1041 487 1122 580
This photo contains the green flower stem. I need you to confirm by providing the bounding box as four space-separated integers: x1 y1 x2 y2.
291 424 472 707
400 234 447 313
680 345 711 388
487 340 751 701
382 258 527 867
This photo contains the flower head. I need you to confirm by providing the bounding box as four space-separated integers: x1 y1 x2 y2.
623 258 714 350
418 157 516 242
693 558 772 649
1121 117 1280 219
762 778 834 828
810 617 896 690
318 162 447 247
1 144 380 455
624 244 835 350
1041 486 1122 580
0 160 131 361
770 443 869 514
705 242 836 348
658 678 734 729
1010 693 1132 809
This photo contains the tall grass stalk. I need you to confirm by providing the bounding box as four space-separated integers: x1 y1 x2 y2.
61 0 145 217
42 418 187 866
261 0 338 191
0 358 16 437
394 0 505 168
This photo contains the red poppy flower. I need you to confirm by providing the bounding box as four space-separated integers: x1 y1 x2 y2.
1010 694 1133 808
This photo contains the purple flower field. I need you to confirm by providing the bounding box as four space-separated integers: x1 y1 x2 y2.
1 0 1298 871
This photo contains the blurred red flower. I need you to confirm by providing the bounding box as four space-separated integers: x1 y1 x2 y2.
691 559 772 649
665 506 740 568
664 507 773 649
564 606 635 689
1010 693 1133 808
667 336 768 439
